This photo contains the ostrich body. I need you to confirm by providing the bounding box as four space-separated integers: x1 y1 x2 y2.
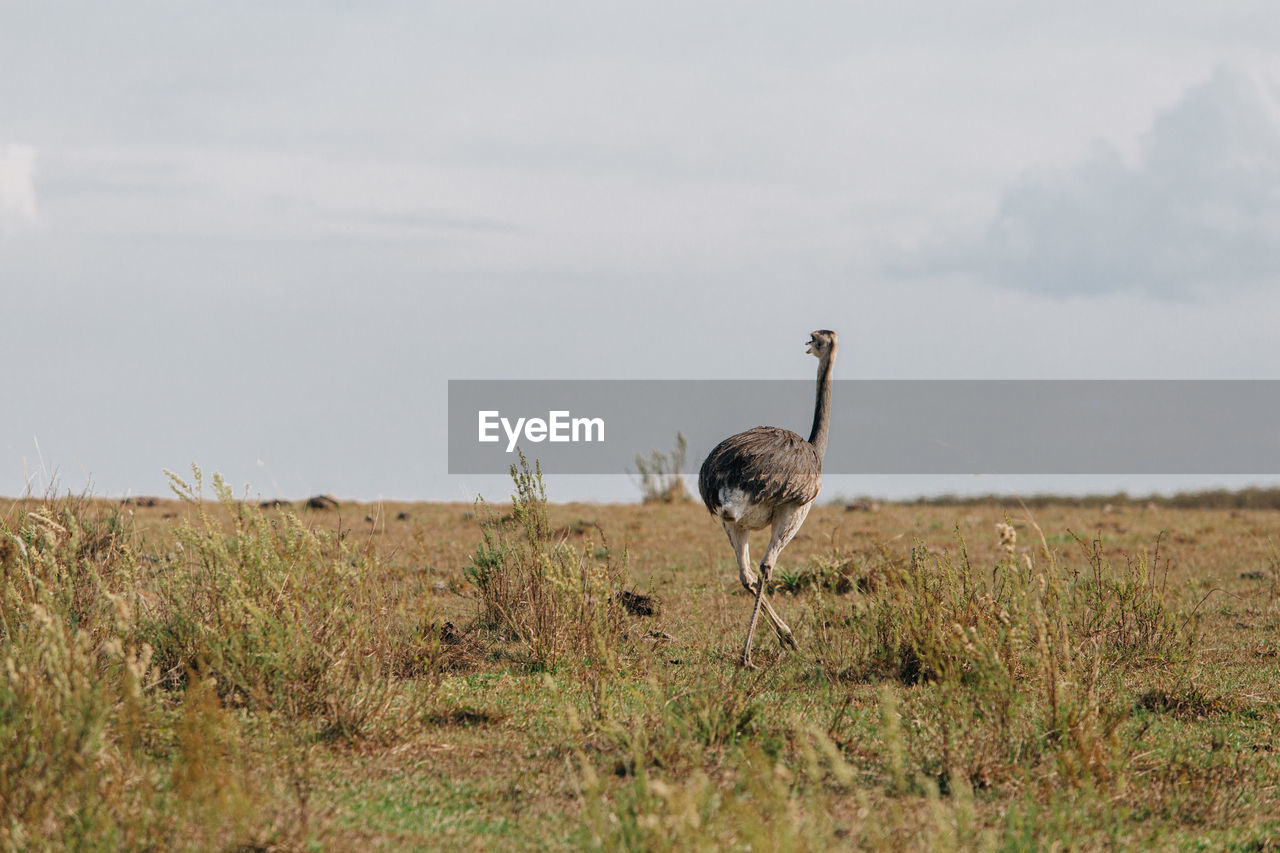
699 330 837 668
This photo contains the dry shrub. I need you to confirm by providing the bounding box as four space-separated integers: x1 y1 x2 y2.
467 451 629 671
1069 531 1188 661
0 479 421 848
1135 683 1232 718
0 493 259 848
811 525 1190 793
140 466 420 741
634 431 690 504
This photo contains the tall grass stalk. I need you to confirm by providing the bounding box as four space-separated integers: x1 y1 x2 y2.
468 451 629 671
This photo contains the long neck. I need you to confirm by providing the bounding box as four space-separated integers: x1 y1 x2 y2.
807 350 835 459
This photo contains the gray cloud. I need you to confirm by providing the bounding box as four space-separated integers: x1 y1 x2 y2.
905 64 1280 297
323 208 523 236
0 144 38 232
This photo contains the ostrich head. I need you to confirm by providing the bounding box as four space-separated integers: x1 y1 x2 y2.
805 329 838 359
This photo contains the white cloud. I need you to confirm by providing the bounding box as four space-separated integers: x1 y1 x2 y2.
0 144 38 233
902 64 1280 297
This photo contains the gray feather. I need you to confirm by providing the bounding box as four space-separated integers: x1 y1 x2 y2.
698 426 822 515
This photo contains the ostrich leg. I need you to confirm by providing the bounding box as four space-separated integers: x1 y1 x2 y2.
723 522 797 654
737 504 810 668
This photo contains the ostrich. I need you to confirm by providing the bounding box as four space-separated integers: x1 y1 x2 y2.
698 329 837 668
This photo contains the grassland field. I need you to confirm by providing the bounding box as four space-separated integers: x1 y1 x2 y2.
3 469 1280 850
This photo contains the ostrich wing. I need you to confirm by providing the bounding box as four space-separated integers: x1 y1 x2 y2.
699 426 822 515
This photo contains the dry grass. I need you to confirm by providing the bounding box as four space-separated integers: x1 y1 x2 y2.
3 477 1280 849
633 432 691 504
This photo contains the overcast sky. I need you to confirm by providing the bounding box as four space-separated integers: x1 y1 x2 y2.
3 2 1280 502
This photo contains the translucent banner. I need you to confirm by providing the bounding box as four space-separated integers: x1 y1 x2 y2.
447 380 1280 475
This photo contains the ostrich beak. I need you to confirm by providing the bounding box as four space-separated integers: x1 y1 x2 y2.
805 339 815 354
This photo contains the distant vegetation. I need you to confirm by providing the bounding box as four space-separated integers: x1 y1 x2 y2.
633 431 690 503
839 486 1280 511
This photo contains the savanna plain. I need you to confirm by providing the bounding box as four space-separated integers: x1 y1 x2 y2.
4 464 1280 850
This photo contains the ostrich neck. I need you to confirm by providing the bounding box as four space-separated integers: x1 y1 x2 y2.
807 352 835 460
